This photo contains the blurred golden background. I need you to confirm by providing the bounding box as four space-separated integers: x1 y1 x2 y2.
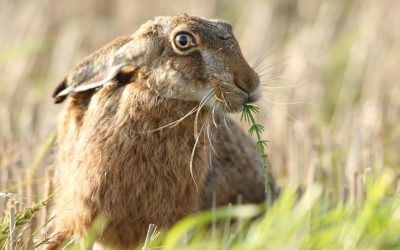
1 0 399 214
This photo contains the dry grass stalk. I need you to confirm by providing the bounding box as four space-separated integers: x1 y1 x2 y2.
8 200 16 250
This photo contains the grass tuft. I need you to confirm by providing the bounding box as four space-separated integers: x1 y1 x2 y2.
0 199 48 247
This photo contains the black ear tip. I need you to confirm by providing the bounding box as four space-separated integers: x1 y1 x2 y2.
52 78 68 103
54 95 66 104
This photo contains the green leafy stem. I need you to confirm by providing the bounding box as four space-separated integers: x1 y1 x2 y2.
241 104 269 194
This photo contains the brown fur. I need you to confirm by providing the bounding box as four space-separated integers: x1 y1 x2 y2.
48 14 276 249
201 117 278 209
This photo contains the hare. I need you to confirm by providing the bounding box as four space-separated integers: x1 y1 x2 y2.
48 14 277 249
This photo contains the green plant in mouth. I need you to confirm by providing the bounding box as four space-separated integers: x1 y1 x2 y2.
240 103 269 194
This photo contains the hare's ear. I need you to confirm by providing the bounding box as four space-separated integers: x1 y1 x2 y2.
52 62 129 104
52 36 134 104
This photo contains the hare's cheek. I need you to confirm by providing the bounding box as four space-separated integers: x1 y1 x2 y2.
147 68 196 101
150 70 181 98
177 83 214 103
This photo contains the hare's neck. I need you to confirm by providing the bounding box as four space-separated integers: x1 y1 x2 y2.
130 92 211 176
118 86 210 186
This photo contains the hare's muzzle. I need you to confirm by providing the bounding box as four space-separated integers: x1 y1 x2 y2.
232 60 261 103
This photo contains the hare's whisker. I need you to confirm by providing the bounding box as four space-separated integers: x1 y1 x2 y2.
206 119 218 158
261 96 311 105
190 91 216 190
220 82 232 87
211 103 218 128
254 104 269 121
205 101 219 163
222 108 232 134
141 106 198 133
253 47 287 71
261 80 306 89
194 92 214 138
261 99 298 123
189 114 207 193
220 88 228 106
207 120 218 167
143 91 213 134
252 50 274 71
214 95 224 103
255 62 282 75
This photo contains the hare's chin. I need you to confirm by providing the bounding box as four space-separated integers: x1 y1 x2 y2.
220 91 262 113
228 103 247 113
211 99 247 113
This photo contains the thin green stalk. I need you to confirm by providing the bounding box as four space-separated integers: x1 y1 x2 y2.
241 104 269 195
29 130 57 172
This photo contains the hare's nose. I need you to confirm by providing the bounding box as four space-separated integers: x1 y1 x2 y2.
233 66 260 95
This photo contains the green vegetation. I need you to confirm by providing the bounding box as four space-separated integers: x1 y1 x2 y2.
241 104 270 193
5 172 395 250
152 173 400 250
0 199 48 248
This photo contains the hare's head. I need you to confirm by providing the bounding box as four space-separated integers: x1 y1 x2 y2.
125 14 260 112
54 14 261 112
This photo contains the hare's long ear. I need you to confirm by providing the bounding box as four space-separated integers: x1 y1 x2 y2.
52 36 134 104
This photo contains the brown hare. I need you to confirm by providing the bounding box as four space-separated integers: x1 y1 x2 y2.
49 14 277 249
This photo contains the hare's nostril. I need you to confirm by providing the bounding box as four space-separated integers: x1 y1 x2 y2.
234 78 260 96
233 78 261 103
234 79 249 94
233 69 260 95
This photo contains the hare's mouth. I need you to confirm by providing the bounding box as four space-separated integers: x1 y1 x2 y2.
247 89 262 103
209 80 261 113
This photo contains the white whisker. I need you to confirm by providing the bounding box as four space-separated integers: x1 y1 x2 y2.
211 103 218 127
261 99 299 123
194 92 213 138
142 91 213 134
189 117 207 193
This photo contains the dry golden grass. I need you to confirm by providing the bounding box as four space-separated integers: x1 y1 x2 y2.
1 0 399 248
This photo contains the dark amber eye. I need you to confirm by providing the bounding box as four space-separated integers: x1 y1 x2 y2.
174 33 195 50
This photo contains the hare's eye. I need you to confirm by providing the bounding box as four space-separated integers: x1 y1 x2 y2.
174 33 195 50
